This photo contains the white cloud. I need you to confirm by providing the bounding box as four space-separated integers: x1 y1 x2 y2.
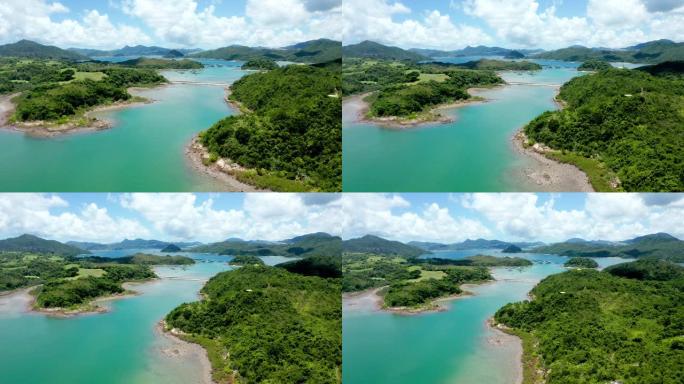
340 194 491 242
0 194 150 243
342 0 493 50
122 0 341 48
0 0 152 48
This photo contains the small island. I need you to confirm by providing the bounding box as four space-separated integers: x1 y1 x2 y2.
577 59 612 71
563 257 598 268
501 244 523 253
118 57 203 70
504 50 525 59
228 254 265 266
160 244 181 253
241 58 278 70
456 59 542 71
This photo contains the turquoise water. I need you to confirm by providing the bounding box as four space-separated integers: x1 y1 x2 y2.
0 252 288 384
343 60 582 192
342 253 629 384
0 60 247 192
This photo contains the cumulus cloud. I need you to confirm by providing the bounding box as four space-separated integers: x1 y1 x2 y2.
0 194 150 242
0 0 152 48
339 194 492 242
122 0 341 48
342 0 493 49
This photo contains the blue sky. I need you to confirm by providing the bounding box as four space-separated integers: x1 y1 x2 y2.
343 0 684 49
1 193 682 244
0 0 342 49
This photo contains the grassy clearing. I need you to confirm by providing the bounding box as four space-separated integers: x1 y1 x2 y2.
73 71 106 81
407 266 447 282
415 73 449 83
544 151 621 192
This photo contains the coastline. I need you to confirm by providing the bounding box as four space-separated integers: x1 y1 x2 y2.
157 321 217 384
343 89 489 129
184 137 262 192
511 128 595 192
486 318 524 384
0 86 160 138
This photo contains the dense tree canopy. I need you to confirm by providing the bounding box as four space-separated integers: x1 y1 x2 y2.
200 65 341 191
494 267 684 384
524 67 684 191
166 266 341 383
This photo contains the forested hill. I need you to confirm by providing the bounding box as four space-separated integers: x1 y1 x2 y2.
191 38 341 63
0 234 87 257
533 39 684 63
343 41 429 61
199 64 341 191
531 233 684 262
494 261 684 383
0 40 87 61
523 66 684 191
342 235 426 258
165 266 341 383
191 232 342 257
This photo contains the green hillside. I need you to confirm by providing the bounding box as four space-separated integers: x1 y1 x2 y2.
0 40 87 61
191 39 341 64
531 234 684 262
342 235 425 258
0 234 87 257
342 41 429 61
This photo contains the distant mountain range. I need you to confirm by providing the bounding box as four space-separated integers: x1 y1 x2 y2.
190 232 341 257
342 40 684 64
0 234 87 257
0 39 88 60
408 239 544 251
533 39 684 63
191 38 341 63
66 239 202 251
69 45 202 58
532 233 684 262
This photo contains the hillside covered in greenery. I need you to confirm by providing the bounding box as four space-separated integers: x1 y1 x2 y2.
199 65 341 191
564 257 598 268
0 40 87 61
241 58 278 70
454 59 541 71
165 265 341 384
523 67 684 191
533 40 684 63
117 57 203 70
192 233 341 258
532 233 684 262
0 234 86 257
494 262 684 384
192 39 341 64
343 41 429 62
577 59 612 71
342 235 425 258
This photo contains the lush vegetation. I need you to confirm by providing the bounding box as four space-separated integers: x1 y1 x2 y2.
605 258 684 281
0 234 86 257
532 233 684 262
192 38 341 64
384 266 491 308
502 244 523 253
192 233 341 258
118 57 203 69
229 255 265 266
342 235 425 258
36 264 155 309
0 252 78 291
241 58 278 70
342 252 494 310
454 59 541 71
278 255 342 278
564 257 599 268
199 65 341 191
524 67 684 191
577 60 612 71
494 265 684 383
165 266 341 383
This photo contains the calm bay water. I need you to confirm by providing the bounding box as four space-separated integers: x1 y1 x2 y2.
342 252 628 384
0 251 289 384
0 60 246 192
343 59 582 192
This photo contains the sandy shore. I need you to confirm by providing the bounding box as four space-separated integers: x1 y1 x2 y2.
511 129 594 192
342 91 486 129
157 321 216 384
0 287 35 315
184 137 262 192
487 318 524 384
0 87 158 137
